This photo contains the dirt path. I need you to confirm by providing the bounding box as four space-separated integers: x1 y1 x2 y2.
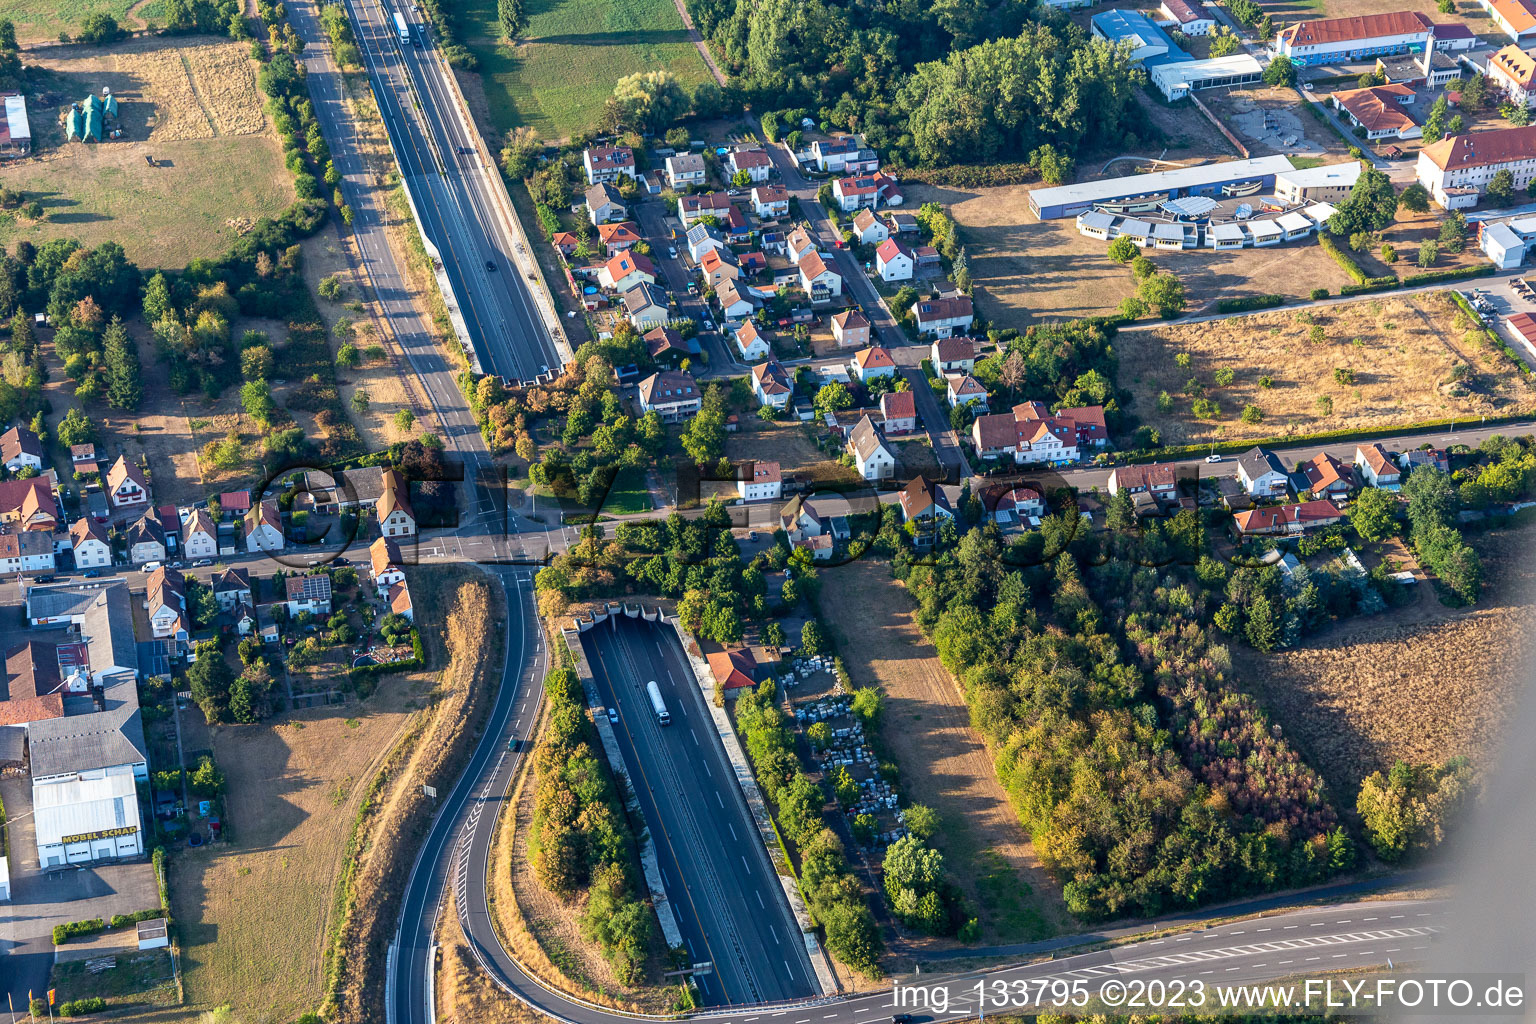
819 561 1071 949
664 0 726 86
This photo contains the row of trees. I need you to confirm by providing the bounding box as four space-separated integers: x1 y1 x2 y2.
529 665 653 983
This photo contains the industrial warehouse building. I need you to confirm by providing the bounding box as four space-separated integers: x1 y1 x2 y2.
1150 54 1264 101
1028 155 1295 220
35 771 144 867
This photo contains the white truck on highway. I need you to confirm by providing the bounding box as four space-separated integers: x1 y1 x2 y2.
646 680 671 726
393 11 410 45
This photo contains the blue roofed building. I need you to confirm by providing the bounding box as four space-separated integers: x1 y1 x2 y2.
1091 9 1191 66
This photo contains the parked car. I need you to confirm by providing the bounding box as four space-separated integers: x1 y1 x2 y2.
1205 454 1222 464
192 559 213 567
668 246 677 258
83 569 103 578
141 561 162 573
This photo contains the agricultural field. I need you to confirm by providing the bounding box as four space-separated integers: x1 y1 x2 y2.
1255 0 1501 40
818 560 1070 947
1122 291 1536 446
1236 526 1536 804
0 0 146 44
907 181 1356 328
454 0 713 141
0 36 290 268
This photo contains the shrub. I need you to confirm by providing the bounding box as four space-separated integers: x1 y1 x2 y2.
1215 294 1283 313
1310 287 1329 300
59 997 108 1016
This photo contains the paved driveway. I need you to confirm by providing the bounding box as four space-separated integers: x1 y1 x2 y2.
1 774 160 1011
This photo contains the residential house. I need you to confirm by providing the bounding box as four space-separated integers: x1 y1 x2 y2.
707 647 758 689
584 183 627 225
244 500 284 553
726 147 772 182
1013 414 1079 465
830 310 870 348
739 461 783 501
930 337 975 374
220 490 252 517
698 248 740 289
0 426 43 473
846 415 896 480
1301 452 1354 497
897 476 955 548
831 175 882 211
811 136 878 174
551 232 578 257
665 152 707 189
0 528 53 575
1158 0 1214 33
1108 462 1179 512
678 191 734 227
126 510 166 565
638 371 702 422
740 251 767 275
70 443 99 477
388 581 414 622
597 221 642 256
751 359 793 409
880 390 918 435
785 226 817 265
971 414 1019 461
583 145 636 184
850 346 897 382
874 238 914 282
371 537 406 594
178 508 216 560
1236 446 1290 498
734 320 771 361
1399 447 1450 474
851 208 889 246
106 455 150 509
798 251 842 302
598 251 656 292
0 478 58 532
914 245 942 270
1029 402 1109 449
686 223 729 262
751 184 790 219
145 566 188 639
1486 44 1536 106
946 374 989 411
716 280 759 320
211 567 252 612
1417 125 1536 208
1356 442 1403 489
888 211 919 234
991 486 1046 532
285 574 333 616
1233 499 1345 535
644 326 696 365
912 295 974 338
778 495 826 541
70 517 111 569
1331 83 1422 140
377 471 416 538
157 504 181 557
622 282 670 330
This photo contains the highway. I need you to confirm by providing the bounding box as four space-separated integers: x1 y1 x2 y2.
585 615 817 1005
344 0 563 384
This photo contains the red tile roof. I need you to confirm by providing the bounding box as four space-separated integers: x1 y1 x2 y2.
1278 11 1431 48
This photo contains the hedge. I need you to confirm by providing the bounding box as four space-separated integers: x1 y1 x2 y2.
1335 264 1495 297
1338 275 1401 296
1319 232 1367 284
1215 294 1285 313
1119 410 1536 463
58 997 108 1017
53 918 106 945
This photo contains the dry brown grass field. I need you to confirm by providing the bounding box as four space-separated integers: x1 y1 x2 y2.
1235 526 1536 806
1122 291 1536 446
726 420 863 488
818 560 1070 949
906 182 1356 328
0 36 290 268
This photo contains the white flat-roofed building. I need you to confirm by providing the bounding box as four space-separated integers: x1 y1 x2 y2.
1248 220 1284 245
34 771 144 868
1483 221 1528 267
1276 211 1315 238
1151 222 1187 249
1151 54 1263 101
1208 223 1245 248
1076 210 1116 238
1028 155 1294 219
1274 161 1363 203
1120 218 1154 246
0 93 30 158
1303 202 1338 224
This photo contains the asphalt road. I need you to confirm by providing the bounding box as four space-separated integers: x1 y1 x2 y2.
345 0 561 384
584 615 817 1005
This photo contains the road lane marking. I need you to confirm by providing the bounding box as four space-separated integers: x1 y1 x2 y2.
728 823 738 841
717 792 725 808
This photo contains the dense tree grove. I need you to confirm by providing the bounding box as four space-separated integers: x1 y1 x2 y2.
894 511 1349 920
681 0 1148 168
1356 758 1476 862
530 666 653 983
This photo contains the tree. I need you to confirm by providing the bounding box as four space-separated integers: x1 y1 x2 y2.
1381 242 1398 264
1208 26 1240 56
241 379 276 425
1349 486 1397 541
1029 143 1072 186
1398 182 1430 213
187 646 235 722
1438 0 1454 12
607 70 687 134
1107 235 1138 263
1138 271 1185 318
1262 54 1296 88
78 11 122 44
1240 403 1263 424
1328 168 1398 236
1486 168 1515 204
903 804 940 841
800 619 826 655
1462 72 1489 110
813 380 853 417
1422 93 1449 143
394 408 416 433
1417 238 1438 268
1439 210 1468 252
680 384 728 464
56 408 98 447
499 126 542 179
1357 758 1476 862
731 168 752 188
1244 593 1281 652
1213 366 1235 387
102 316 141 411
1403 464 1457 527
497 0 526 40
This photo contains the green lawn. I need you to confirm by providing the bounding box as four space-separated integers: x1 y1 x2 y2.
0 0 142 43
602 465 653 515
456 0 713 141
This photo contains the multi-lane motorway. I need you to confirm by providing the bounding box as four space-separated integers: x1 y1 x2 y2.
586 616 817 1004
